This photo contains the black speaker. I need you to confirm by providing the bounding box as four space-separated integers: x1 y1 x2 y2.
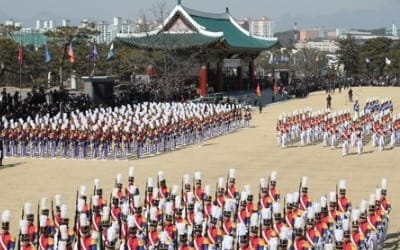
280 71 289 86
83 77 115 106
92 81 114 106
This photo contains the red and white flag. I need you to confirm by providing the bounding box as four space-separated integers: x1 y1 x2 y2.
273 81 279 95
68 42 75 64
17 46 23 65
256 84 261 97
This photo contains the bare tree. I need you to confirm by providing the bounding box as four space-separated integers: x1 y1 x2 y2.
151 0 169 24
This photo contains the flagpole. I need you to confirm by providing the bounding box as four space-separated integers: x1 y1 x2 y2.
91 61 96 77
19 62 22 89
19 36 22 90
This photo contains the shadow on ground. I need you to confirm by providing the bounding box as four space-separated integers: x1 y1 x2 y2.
0 162 26 170
383 231 400 249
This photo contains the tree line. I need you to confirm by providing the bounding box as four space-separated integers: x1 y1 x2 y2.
1 26 400 89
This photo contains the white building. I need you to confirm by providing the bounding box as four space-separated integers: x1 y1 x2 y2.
61 19 70 27
248 17 274 38
95 17 137 44
35 19 57 31
294 40 340 53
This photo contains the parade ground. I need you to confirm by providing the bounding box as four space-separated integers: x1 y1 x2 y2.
0 86 399 246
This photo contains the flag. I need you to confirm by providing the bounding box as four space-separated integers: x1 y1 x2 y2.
91 44 99 62
17 46 23 65
273 81 279 95
67 42 75 64
385 57 391 65
268 53 274 64
106 42 115 61
44 44 51 63
256 84 261 97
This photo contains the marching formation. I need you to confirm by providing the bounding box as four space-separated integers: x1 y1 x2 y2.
0 102 252 160
276 97 400 156
0 167 391 250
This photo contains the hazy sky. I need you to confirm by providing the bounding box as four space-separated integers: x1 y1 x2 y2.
0 0 399 31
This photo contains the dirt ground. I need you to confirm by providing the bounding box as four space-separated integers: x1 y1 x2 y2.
0 86 399 244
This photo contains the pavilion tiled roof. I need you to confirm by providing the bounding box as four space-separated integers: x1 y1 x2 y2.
117 3 277 51
185 7 277 50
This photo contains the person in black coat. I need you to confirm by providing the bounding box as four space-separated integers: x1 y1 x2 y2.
0 137 3 166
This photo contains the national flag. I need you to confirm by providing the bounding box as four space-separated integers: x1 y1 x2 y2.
385 57 391 65
256 84 261 97
106 42 115 61
17 46 23 65
91 44 99 62
44 44 51 63
67 42 75 64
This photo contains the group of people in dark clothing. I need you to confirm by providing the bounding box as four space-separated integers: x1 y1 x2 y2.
0 87 92 121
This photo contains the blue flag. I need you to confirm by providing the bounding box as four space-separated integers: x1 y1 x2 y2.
44 44 51 63
91 44 99 62
106 42 115 61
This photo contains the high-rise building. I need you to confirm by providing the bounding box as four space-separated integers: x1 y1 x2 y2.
62 19 70 27
95 17 137 44
385 23 399 37
35 20 41 30
248 17 274 38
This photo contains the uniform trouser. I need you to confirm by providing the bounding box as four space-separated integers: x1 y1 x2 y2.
342 141 349 156
113 144 120 159
197 133 203 145
39 141 47 158
136 142 142 159
331 136 337 149
379 136 385 151
357 140 363 154
281 134 287 148
20 142 27 157
123 143 129 159
92 144 99 159
62 142 68 158
49 141 56 158
2 143 7 157
101 143 108 159
10 141 16 157
30 143 38 157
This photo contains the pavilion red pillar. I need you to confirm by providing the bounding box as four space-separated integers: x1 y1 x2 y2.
199 64 208 96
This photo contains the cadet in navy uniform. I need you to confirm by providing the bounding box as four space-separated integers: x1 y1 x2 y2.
353 100 360 120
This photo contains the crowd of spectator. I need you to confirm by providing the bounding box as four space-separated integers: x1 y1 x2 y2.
0 87 92 121
114 79 198 106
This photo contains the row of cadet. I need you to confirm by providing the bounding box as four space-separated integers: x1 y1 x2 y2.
0 102 251 160
0 168 391 249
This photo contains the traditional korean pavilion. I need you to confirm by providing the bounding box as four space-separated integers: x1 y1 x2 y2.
117 0 277 96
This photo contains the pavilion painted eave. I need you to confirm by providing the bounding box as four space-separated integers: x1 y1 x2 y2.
117 33 223 50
